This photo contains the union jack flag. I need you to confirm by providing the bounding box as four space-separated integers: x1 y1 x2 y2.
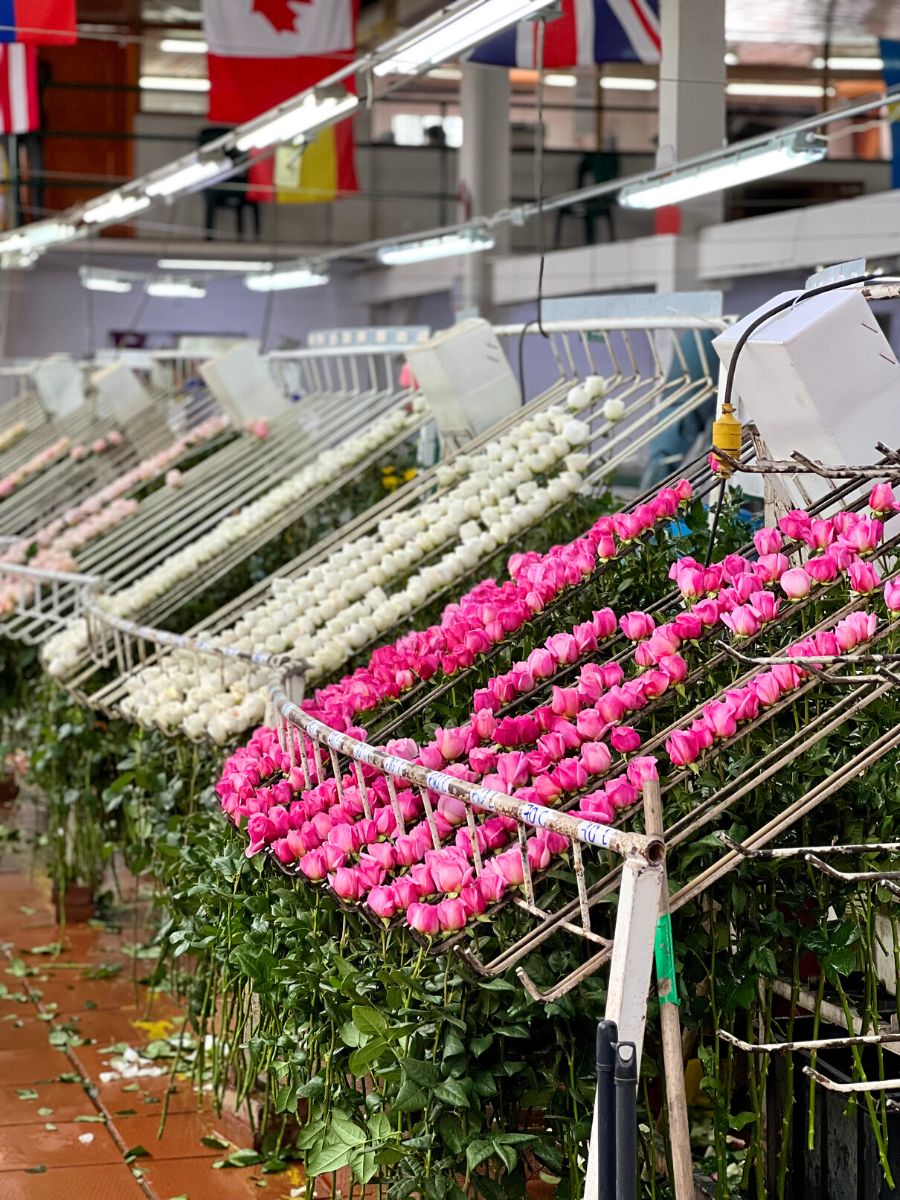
468 0 661 68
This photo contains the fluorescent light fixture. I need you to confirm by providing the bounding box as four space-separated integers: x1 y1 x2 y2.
376 228 495 266
427 66 463 80
79 266 134 294
140 75 210 92
724 51 739 66
244 264 329 291
545 72 577 87
599 75 657 91
159 37 208 54
146 278 207 298
82 192 151 225
12 220 78 249
811 55 883 71
726 81 825 98
374 0 558 77
618 132 826 209
158 258 273 272
235 89 358 152
145 157 231 197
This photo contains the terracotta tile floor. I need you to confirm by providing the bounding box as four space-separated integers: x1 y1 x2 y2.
0 863 306 1200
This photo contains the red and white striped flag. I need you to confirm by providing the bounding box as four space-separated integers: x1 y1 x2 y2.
0 43 38 134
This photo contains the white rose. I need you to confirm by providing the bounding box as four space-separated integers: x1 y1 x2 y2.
584 374 606 399
603 397 626 422
567 384 590 412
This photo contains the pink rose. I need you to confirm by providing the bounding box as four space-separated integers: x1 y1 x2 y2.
625 756 658 788
620 611 655 641
754 527 783 557
870 482 897 514
806 554 839 584
666 729 700 767
849 560 881 594
330 867 366 901
885 579 900 612
610 726 640 753
721 605 761 638
780 568 812 600
581 741 612 775
546 632 579 665
368 886 398 919
750 673 782 708
407 903 440 935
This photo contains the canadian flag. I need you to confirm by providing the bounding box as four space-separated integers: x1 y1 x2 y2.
204 0 357 124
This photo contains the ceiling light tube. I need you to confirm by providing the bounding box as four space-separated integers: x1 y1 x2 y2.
545 73 577 87
82 193 151 224
145 157 232 197
139 75 210 92
158 258 273 272
16 220 78 249
79 266 135 293
726 81 825 98
243 264 329 291
146 278 207 299
599 76 657 91
373 0 558 77
618 132 826 209
235 89 358 152
159 37 208 54
376 228 495 265
811 55 883 71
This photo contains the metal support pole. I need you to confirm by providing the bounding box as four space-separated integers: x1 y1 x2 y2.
583 846 664 1199
597 1019 618 1200
643 780 695 1200
615 1042 638 1200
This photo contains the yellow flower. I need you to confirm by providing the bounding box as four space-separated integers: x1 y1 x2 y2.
403 468 418 482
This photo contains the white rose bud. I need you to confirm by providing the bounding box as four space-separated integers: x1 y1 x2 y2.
584 374 606 399
566 384 590 412
603 397 626 422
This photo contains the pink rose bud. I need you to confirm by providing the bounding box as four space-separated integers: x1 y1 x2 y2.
749 673 782 708
625 756 658 788
527 647 556 679
779 509 812 541
658 654 687 684
780 568 812 600
870 482 897 514
581 741 612 775
721 605 761 638
526 838 552 873
842 518 882 556
605 776 638 810
849 560 880 594
666 729 701 767
330 867 366 901
491 848 525 887
620 611 655 641
884 580 900 612
545 632 579 665
550 686 581 718
756 553 789 584
407 903 441 935
367 886 398 920
806 554 839 584
591 608 617 639
610 726 641 753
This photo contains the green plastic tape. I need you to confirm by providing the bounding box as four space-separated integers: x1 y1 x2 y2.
654 913 680 1007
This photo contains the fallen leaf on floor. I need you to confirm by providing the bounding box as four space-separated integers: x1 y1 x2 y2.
124 1144 150 1163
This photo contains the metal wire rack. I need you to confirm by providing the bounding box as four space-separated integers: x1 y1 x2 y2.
77 316 728 743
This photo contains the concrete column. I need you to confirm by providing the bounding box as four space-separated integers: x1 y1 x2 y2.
654 0 726 288
458 61 511 316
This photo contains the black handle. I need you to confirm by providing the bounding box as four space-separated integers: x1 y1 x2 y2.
596 1020 618 1200
614 1041 638 1200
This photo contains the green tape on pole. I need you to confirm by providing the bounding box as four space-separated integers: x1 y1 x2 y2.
654 913 680 1007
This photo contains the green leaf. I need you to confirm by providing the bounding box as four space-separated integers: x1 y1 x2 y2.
25 1165 47 1174
37 1107 53 1117
330 1113 367 1148
352 1005 387 1038
466 1139 494 1172
349 1038 388 1077
307 1142 354 1177
400 1057 439 1088
200 1134 230 1150
225 1149 262 1167
121 1083 140 1092
75 1115 106 1123
434 1078 470 1108
16 1089 38 1100
729 1111 758 1131
124 1145 150 1163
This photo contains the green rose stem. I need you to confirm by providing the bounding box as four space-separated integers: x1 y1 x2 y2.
834 975 895 1188
864 888 892 1175
774 945 800 1200
806 973 826 1153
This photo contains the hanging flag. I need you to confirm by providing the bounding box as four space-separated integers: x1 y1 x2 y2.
203 0 358 202
0 44 38 133
244 116 357 204
0 0 77 45
468 0 661 68
881 40 900 190
204 0 357 123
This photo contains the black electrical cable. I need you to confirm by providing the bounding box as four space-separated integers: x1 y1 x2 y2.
703 271 879 566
